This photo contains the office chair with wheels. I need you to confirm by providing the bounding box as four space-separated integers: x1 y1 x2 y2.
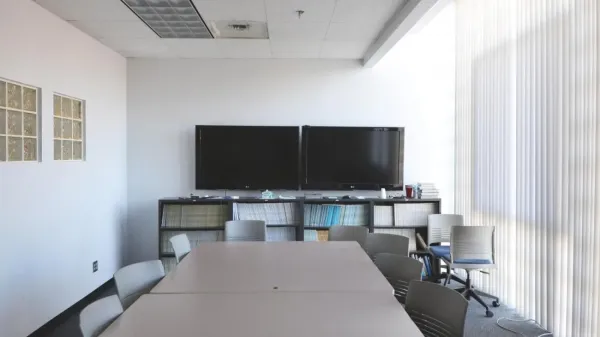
405 280 468 337
365 233 410 260
424 214 464 284
169 233 191 263
374 253 423 304
114 260 165 309
79 295 123 337
328 225 368 248
447 225 499 317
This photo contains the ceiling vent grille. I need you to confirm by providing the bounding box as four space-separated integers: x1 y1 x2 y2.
121 0 213 39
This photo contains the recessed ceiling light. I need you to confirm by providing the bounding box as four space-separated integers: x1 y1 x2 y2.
121 0 213 39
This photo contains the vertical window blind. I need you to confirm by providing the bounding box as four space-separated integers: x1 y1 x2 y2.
455 0 599 336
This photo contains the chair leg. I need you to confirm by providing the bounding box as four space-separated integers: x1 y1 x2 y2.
474 289 499 301
451 274 466 285
468 289 494 317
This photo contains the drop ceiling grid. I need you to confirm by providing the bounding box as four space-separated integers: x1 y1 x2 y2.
34 0 406 59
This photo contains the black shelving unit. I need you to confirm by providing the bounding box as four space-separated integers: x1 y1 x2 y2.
157 197 442 262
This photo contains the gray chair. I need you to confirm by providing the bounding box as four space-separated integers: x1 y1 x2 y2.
374 253 422 304
328 225 368 247
405 280 468 337
365 233 409 260
225 220 266 241
79 295 123 337
114 260 165 309
169 233 191 263
424 214 464 284
446 225 499 317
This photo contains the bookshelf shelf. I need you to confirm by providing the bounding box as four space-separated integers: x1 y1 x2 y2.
160 227 225 231
373 226 426 229
158 197 441 273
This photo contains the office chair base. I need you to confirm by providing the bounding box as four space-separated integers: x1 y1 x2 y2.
454 272 499 317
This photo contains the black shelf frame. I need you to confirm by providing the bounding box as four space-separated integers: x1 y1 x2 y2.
158 197 441 259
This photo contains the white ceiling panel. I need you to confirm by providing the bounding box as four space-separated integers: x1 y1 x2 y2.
265 0 336 23
35 0 413 60
325 22 384 41
68 20 157 39
35 0 138 21
320 40 374 59
216 39 272 58
192 0 267 22
331 0 403 23
165 39 221 58
270 39 322 58
268 21 330 39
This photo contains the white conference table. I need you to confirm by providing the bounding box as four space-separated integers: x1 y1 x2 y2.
151 241 394 294
100 292 424 337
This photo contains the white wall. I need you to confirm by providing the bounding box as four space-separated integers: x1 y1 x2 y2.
126 4 455 263
0 1 127 336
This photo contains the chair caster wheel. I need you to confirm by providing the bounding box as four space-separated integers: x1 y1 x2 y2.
485 310 494 318
492 300 500 307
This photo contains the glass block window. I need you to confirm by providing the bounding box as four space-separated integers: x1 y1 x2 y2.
53 94 85 161
0 78 39 162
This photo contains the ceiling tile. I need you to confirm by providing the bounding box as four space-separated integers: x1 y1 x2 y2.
267 21 329 39
320 40 374 59
265 0 336 23
325 22 384 41
164 39 221 58
99 37 165 52
35 0 138 21
216 39 271 58
270 39 322 58
193 0 266 22
331 0 403 23
68 20 157 39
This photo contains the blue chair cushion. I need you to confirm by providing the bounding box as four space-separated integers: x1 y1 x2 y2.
429 246 450 260
429 246 492 264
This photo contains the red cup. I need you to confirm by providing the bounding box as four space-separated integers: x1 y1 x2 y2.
405 185 413 198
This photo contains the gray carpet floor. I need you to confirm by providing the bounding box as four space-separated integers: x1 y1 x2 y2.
42 286 552 337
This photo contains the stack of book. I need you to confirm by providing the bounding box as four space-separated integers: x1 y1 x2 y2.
418 183 440 199
304 204 368 227
393 203 435 227
304 230 319 241
373 205 394 226
161 231 223 253
161 204 227 228
233 203 298 225
266 227 296 241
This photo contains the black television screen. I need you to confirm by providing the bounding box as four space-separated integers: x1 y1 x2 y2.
302 126 404 190
195 126 299 190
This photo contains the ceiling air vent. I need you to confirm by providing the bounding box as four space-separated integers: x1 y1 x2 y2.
121 0 212 39
209 21 269 39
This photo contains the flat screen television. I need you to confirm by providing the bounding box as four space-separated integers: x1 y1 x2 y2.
301 126 404 190
195 125 299 190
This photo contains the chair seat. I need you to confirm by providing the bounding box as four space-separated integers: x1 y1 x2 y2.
430 246 492 265
429 246 450 259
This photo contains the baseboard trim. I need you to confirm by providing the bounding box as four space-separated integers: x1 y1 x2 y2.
28 278 114 337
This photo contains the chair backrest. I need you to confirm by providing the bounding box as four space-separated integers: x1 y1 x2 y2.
365 233 409 259
374 253 423 304
169 233 191 263
427 214 463 245
451 226 495 263
328 225 368 247
225 220 266 241
405 280 468 337
114 260 165 309
79 295 123 337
